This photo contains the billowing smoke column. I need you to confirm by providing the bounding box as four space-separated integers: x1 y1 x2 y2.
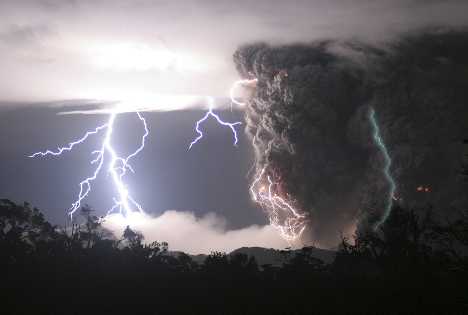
235 30 468 247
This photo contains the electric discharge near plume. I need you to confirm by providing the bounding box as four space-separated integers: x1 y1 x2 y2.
369 107 396 230
249 164 308 242
186 84 307 243
229 78 258 107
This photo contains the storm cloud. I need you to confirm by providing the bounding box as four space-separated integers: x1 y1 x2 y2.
235 29 468 247
1 0 468 103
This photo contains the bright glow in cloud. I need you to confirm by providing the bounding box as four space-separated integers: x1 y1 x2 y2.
1 0 467 103
103 211 290 254
89 42 205 73
57 93 203 115
56 92 243 115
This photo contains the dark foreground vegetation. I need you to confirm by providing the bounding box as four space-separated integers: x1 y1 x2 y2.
1 199 467 314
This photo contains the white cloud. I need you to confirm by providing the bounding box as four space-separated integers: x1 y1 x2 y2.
102 210 290 254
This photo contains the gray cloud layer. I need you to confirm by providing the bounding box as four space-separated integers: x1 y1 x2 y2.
0 0 468 103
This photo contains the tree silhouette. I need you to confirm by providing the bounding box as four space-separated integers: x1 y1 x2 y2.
122 225 144 247
1 199 468 314
79 205 101 248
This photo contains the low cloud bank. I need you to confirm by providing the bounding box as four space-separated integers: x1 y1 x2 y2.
103 210 289 254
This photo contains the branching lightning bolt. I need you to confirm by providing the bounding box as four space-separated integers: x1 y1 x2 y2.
369 107 396 230
250 166 307 242
188 96 241 149
229 78 258 107
231 78 306 242
187 81 306 242
29 124 109 158
29 110 148 220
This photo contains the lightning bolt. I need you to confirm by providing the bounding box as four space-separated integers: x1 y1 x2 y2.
369 107 396 230
250 165 307 242
230 78 306 242
30 81 247 221
29 110 148 220
250 167 307 242
229 78 258 107
188 96 241 149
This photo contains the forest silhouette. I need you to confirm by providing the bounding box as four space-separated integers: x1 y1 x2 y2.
1 196 467 314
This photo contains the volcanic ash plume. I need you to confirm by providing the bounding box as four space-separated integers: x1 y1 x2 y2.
234 30 468 247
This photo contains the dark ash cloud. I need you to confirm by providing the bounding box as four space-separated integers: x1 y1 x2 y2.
235 29 468 247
